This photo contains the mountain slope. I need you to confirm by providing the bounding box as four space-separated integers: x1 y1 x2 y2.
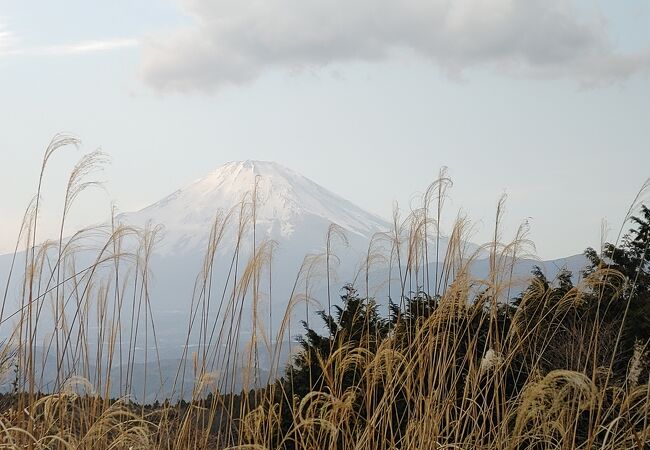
110 160 399 356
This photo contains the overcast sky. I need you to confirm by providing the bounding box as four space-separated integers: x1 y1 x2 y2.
1 0 649 259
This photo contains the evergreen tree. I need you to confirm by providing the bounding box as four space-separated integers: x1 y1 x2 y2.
584 205 650 351
288 284 389 398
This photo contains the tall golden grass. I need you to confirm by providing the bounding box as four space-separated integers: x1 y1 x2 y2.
0 134 648 449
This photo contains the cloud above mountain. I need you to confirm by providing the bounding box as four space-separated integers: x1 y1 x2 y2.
141 0 650 92
0 18 138 57
0 19 15 51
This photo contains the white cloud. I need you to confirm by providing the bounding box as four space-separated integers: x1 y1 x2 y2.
0 19 16 51
0 33 138 57
141 0 650 92
39 38 139 56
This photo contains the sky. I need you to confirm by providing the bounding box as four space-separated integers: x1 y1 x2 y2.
0 0 649 260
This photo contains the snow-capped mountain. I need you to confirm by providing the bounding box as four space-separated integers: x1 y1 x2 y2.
122 160 390 256
109 160 402 351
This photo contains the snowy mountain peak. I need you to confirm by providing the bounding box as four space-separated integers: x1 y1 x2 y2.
196 160 318 197
204 160 297 180
123 161 390 254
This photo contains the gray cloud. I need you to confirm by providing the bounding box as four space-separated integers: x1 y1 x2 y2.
141 0 650 91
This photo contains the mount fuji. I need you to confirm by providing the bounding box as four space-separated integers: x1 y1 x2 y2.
122 160 390 256
115 160 404 349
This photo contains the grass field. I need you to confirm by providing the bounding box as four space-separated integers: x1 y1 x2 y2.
1 135 649 449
